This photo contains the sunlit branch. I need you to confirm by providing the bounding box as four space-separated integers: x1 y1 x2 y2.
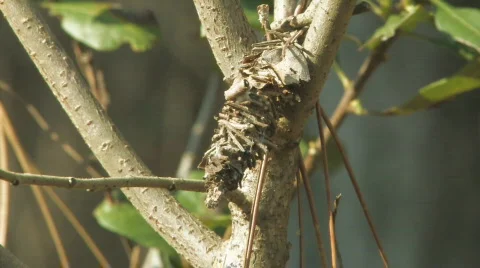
0 168 206 192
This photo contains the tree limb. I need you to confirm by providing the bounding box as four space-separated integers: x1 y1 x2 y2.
214 0 357 266
0 168 205 192
270 0 320 31
271 1 371 32
192 0 257 82
0 1 221 266
288 0 357 140
274 0 296 20
0 245 28 268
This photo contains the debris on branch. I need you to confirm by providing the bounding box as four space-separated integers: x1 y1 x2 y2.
199 8 311 207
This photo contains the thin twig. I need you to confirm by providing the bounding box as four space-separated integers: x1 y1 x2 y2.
296 171 304 268
42 187 110 267
72 42 110 110
129 246 142 268
318 106 389 268
0 110 10 246
244 153 269 268
1 104 70 267
0 168 206 192
298 150 328 268
333 194 344 268
316 102 337 268
0 2 222 265
0 82 102 178
304 36 398 176
31 186 70 268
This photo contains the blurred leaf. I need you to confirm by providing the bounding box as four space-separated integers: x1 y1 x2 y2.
308 138 345 175
299 139 308 157
407 32 479 61
364 5 429 49
175 171 231 230
353 59 480 115
188 170 205 181
432 0 480 53
242 7 263 31
176 191 231 229
43 2 160 52
93 201 176 255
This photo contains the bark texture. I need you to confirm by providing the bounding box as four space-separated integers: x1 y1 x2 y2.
195 0 357 266
1 0 357 266
192 0 257 83
0 1 220 267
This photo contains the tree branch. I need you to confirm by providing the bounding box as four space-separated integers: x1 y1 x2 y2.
192 0 257 82
215 0 357 266
274 0 296 20
288 0 357 140
270 0 320 31
271 1 371 32
0 169 205 192
0 1 221 266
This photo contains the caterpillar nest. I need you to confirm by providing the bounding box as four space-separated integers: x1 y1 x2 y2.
199 38 310 208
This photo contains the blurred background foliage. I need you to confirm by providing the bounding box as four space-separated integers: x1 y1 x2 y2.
1 0 480 267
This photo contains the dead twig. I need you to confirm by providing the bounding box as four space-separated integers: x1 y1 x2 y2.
318 105 389 267
304 36 398 176
0 168 206 192
0 108 10 246
296 171 304 268
244 153 269 268
43 187 110 267
316 102 337 268
298 150 328 268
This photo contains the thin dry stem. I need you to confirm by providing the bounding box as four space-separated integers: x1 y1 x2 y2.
298 151 328 268
244 153 269 268
333 195 344 268
296 171 304 268
31 186 70 268
0 168 206 192
1 104 70 267
0 83 102 177
316 102 337 268
304 36 398 176
0 2 221 265
72 42 110 110
0 109 10 246
42 187 110 267
129 246 142 268
318 106 389 267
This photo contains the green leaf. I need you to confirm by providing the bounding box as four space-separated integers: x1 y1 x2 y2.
243 7 263 31
364 5 429 49
43 2 160 52
432 0 480 53
299 139 308 157
93 201 176 255
364 59 480 115
175 171 231 230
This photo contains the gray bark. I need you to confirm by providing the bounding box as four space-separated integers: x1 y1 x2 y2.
0 0 356 266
